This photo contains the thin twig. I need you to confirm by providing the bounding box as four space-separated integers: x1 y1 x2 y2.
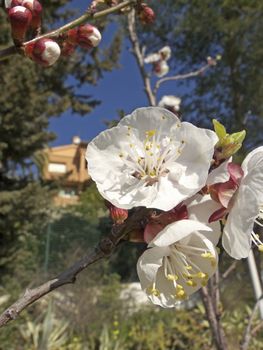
153 63 212 95
0 207 150 328
251 320 263 336
241 295 263 350
127 9 156 106
0 0 137 62
222 261 238 279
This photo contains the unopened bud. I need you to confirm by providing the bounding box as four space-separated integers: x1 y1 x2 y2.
8 6 32 44
207 56 217 66
25 38 61 67
109 205 128 225
138 4 155 25
67 24 101 49
61 41 76 56
30 0 42 30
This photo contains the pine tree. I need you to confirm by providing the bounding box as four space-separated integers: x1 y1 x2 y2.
0 1 123 281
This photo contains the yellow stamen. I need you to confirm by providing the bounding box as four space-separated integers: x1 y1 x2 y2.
196 272 208 280
167 274 178 281
147 286 160 296
176 289 187 300
186 280 197 287
145 129 156 138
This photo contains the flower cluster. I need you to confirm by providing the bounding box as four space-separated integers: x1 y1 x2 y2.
86 107 263 307
144 46 171 77
5 0 102 67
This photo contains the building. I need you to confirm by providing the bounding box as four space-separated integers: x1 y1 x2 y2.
43 136 91 206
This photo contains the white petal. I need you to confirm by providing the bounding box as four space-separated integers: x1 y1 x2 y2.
144 53 161 63
207 158 232 185
186 194 221 245
150 219 212 247
119 107 180 138
137 246 169 285
179 232 218 293
155 61 169 77
159 46 171 61
148 176 190 211
223 186 258 259
171 122 218 189
242 146 263 175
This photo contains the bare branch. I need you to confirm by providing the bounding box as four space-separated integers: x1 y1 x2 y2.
0 207 150 328
0 0 137 62
127 9 156 106
201 272 228 350
153 63 212 96
241 295 263 350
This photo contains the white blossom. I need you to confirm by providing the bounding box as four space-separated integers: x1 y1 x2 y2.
223 146 263 258
137 219 218 307
86 107 218 211
158 95 181 112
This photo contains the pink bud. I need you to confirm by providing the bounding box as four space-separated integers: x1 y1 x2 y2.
67 24 102 49
25 38 61 67
61 41 76 56
144 204 188 243
7 0 42 30
28 0 42 30
8 6 32 43
138 4 155 25
108 204 128 225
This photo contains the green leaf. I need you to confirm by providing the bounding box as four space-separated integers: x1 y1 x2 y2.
213 119 227 140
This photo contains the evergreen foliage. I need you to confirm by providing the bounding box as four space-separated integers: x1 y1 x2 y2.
139 0 263 148
0 1 123 282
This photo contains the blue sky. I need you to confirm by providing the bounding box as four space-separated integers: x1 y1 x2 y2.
49 1 186 146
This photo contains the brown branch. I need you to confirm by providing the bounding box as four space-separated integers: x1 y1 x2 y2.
127 9 156 106
201 272 228 350
0 0 137 62
153 63 212 95
241 295 263 350
0 207 150 328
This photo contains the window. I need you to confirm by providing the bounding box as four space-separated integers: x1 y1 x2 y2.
48 163 67 173
59 188 77 198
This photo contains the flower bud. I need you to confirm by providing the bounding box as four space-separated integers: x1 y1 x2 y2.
25 38 61 67
30 0 42 30
8 6 32 44
138 4 155 25
67 24 102 49
61 41 76 56
108 204 128 225
6 0 42 30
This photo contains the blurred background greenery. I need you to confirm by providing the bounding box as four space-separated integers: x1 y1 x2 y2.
0 0 263 349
